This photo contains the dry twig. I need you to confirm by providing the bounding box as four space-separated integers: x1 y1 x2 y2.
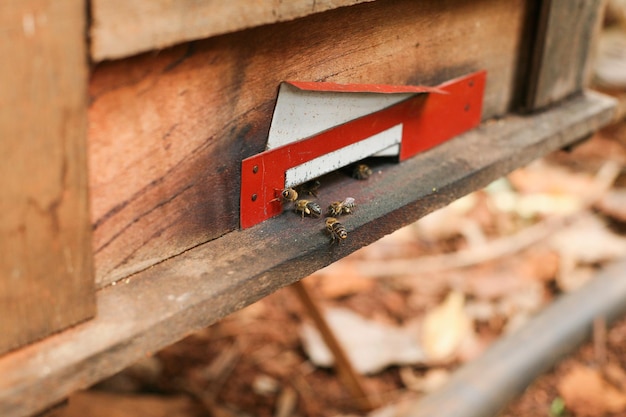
291 280 380 411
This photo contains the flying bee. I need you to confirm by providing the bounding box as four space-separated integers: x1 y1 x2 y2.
353 164 372 180
325 217 348 244
271 187 298 203
327 197 356 216
294 199 322 219
296 180 321 198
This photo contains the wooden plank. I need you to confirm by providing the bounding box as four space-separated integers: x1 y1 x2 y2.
89 0 529 287
90 0 377 61
525 0 605 109
0 91 616 417
0 2 95 354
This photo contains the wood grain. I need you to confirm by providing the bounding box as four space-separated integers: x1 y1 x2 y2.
526 0 605 109
0 91 616 417
90 0 377 61
0 1 95 354
89 0 530 287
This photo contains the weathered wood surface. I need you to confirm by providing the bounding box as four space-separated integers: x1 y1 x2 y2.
0 1 95 354
0 91 616 417
526 0 605 109
90 0 377 61
89 0 529 287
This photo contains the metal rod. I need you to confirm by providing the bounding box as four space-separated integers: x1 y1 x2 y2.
398 258 626 417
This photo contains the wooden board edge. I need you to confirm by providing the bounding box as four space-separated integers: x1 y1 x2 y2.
90 0 377 61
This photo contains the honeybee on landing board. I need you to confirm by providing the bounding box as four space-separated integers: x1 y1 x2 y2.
306 200 322 217
352 164 372 180
294 199 322 218
271 187 298 203
327 197 356 217
325 217 347 244
341 197 356 211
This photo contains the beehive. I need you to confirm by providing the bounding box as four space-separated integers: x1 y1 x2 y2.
0 1 615 416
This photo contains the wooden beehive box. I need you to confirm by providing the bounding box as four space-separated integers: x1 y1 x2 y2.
0 1 617 416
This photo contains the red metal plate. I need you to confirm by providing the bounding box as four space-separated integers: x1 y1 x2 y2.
240 70 486 229
399 71 486 160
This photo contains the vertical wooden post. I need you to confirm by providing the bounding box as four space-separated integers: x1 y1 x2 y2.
0 1 95 354
525 0 605 110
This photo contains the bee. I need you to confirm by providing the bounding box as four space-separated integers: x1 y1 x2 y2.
353 164 372 180
325 217 348 244
296 180 321 198
294 199 322 219
327 197 356 216
328 201 343 216
271 187 298 203
306 200 322 217
341 197 356 212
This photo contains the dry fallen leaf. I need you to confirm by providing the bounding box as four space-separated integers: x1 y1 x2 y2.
455 326 492 363
353 225 423 261
557 363 626 417
597 188 626 222
465 300 497 322
399 367 450 394
274 385 298 417
421 291 471 363
414 194 479 242
309 263 376 299
492 193 583 219
603 361 626 391
550 213 626 264
595 27 626 89
556 261 595 293
496 281 545 317
520 249 560 283
252 374 279 396
508 160 597 196
300 307 426 374
549 213 626 264
460 263 533 300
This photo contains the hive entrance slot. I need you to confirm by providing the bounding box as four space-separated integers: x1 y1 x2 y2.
284 124 402 188
240 71 486 229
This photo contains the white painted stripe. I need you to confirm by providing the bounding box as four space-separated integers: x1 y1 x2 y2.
284 124 403 188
